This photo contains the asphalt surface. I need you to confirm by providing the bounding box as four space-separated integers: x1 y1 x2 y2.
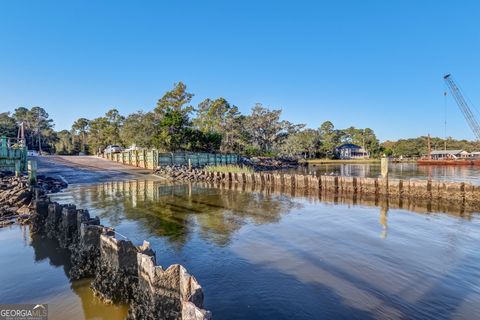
36 155 157 184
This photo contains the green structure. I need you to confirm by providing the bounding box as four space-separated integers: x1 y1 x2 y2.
103 150 239 169
0 136 28 173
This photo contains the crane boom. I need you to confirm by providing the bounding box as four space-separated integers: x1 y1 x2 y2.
443 74 480 140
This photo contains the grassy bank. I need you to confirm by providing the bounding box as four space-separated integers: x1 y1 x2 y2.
204 164 254 174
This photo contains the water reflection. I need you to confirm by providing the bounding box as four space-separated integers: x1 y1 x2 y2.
0 225 128 320
30 232 72 280
52 181 302 247
380 201 389 239
50 179 478 251
45 180 480 319
294 163 480 185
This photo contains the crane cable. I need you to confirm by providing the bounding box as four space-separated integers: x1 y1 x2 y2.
444 82 448 151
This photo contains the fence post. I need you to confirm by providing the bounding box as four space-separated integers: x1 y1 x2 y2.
28 159 37 185
149 150 154 169
381 157 389 194
142 149 147 168
0 136 7 158
15 160 21 177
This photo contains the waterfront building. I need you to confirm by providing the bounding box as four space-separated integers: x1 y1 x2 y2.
429 150 470 160
336 143 369 159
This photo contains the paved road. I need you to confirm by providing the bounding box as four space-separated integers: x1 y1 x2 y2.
36 155 157 184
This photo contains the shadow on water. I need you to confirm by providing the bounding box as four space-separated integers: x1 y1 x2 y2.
206 257 377 320
31 232 72 276
0 226 129 320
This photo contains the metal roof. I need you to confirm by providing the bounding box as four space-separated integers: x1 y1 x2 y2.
337 143 362 149
430 150 466 155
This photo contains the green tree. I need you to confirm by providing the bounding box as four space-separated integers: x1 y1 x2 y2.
280 129 320 158
105 109 124 145
120 111 156 148
30 107 54 152
152 82 194 151
380 136 480 158
0 112 17 137
194 98 242 152
54 130 75 154
318 121 340 158
86 109 125 153
88 116 110 153
12 107 54 152
244 103 303 155
72 118 90 153
361 128 381 157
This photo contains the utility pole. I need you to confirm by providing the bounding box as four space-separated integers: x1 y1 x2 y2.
37 108 42 154
427 134 432 160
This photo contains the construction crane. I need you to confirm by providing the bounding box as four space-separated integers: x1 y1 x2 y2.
443 74 480 140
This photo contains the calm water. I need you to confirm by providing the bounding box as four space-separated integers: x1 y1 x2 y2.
0 225 128 319
1 180 480 319
295 163 480 185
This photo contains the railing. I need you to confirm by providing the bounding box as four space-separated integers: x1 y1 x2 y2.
0 136 27 172
101 150 239 169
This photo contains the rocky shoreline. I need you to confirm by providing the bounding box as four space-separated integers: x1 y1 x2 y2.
239 157 298 171
1 172 211 319
0 172 67 227
24 179 211 320
153 157 298 181
30 196 211 320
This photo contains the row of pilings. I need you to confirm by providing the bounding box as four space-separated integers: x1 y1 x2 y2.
165 169 480 205
30 191 211 320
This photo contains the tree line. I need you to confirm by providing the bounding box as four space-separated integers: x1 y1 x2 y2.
2 82 477 159
382 137 480 158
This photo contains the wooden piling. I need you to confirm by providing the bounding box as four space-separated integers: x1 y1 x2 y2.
28 159 37 185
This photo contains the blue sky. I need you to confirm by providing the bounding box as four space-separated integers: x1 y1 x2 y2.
1 0 480 141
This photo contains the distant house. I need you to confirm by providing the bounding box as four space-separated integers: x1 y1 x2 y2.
429 150 470 160
336 143 369 160
470 152 480 159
